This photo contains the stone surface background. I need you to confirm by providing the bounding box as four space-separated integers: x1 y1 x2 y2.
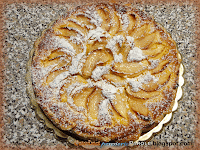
0 0 199 149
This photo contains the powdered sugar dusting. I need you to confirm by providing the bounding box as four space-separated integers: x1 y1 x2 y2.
114 53 123 63
87 27 110 43
69 52 86 75
68 18 94 30
98 99 111 126
91 65 110 81
96 80 118 100
126 36 135 48
106 35 124 51
32 64 57 80
106 35 124 63
49 71 70 88
127 47 146 62
121 14 130 30
52 36 76 55
127 72 159 92
69 35 83 45
149 59 160 69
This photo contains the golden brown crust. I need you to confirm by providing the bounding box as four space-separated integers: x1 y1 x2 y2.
30 3 181 142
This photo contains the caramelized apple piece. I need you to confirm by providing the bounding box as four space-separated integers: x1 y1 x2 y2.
112 60 149 74
108 12 121 36
129 24 148 39
102 74 125 86
110 106 129 125
73 87 95 109
142 44 164 57
142 67 171 92
60 75 88 102
41 56 67 68
66 21 88 36
150 59 170 74
75 14 96 28
127 14 136 32
134 32 157 49
87 88 105 126
82 49 113 78
86 37 108 54
128 97 149 116
97 8 111 31
58 27 80 37
126 86 160 99
110 89 129 119
46 68 69 85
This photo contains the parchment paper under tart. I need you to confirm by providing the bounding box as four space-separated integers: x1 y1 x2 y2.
26 4 184 149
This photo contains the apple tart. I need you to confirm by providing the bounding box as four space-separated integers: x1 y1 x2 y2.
30 3 181 142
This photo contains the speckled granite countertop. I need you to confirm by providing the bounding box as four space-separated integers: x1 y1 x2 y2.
1 1 197 149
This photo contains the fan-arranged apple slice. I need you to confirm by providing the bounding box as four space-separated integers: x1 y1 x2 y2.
102 73 126 86
134 31 158 49
60 75 88 102
127 14 137 33
128 96 149 117
108 11 121 36
82 49 113 78
73 87 95 111
141 66 171 92
86 37 108 54
126 85 160 99
129 23 149 39
87 88 105 126
112 60 149 75
110 88 130 119
142 44 165 57
66 20 89 36
96 7 111 32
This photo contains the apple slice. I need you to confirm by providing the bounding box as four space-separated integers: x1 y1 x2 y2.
134 31 157 49
86 37 108 54
112 60 149 74
82 49 113 78
66 20 88 36
102 74 125 86
60 75 87 102
150 59 170 74
47 50 66 60
110 89 129 119
141 67 171 92
142 44 165 57
128 97 149 117
108 12 121 36
129 24 148 39
110 106 129 125
74 14 96 28
73 87 95 110
97 7 111 31
127 14 136 32
46 68 69 85
41 56 67 68
126 86 160 99
87 88 104 126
